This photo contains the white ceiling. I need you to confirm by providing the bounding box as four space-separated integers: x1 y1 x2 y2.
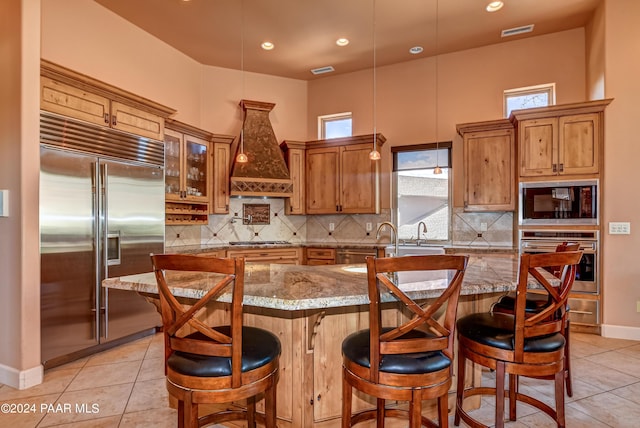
94 0 600 81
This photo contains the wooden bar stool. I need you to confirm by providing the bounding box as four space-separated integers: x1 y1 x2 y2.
151 254 280 428
342 254 469 428
491 242 580 396
455 250 582 428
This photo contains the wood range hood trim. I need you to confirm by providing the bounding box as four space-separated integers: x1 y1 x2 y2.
230 99 293 198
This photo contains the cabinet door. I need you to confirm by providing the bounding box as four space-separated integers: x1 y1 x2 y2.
464 128 515 211
184 135 209 203
519 118 557 177
558 113 600 175
41 77 110 127
211 142 230 213
285 148 306 215
340 143 379 214
164 129 183 201
306 147 340 214
110 101 164 141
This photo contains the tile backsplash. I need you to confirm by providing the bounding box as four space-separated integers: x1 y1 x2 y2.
166 199 514 248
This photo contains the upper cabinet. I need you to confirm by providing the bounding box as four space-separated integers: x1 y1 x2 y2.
40 60 174 141
511 100 612 179
210 134 235 214
457 119 515 211
305 134 385 214
280 140 306 215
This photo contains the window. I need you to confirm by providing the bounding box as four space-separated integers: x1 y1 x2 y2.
504 83 555 117
392 143 452 242
318 112 352 139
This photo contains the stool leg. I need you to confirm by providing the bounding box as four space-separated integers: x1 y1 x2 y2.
184 394 198 428
247 396 256 428
495 362 505 428
177 400 184 428
454 348 466 426
555 370 566 427
376 398 385 428
508 374 517 420
409 392 421 428
265 383 277 428
342 369 352 428
437 395 448 428
564 321 573 397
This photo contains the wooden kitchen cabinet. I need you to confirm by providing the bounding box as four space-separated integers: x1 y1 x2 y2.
40 60 173 141
280 141 306 215
226 248 303 264
305 134 385 214
511 99 612 179
164 120 211 225
210 134 234 214
305 248 336 265
457 119 515 211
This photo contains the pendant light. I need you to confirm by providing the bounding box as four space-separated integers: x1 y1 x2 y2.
433 0 442 174
236 0 248 164
369 0 381 161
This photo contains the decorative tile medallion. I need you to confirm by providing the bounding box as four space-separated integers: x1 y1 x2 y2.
243 203 270 225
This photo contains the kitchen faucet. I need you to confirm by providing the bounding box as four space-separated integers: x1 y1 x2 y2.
417 221 428 245
376 221 398 257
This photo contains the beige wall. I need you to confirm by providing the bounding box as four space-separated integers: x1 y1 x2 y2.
600 0 640 332
0 0 43 387
308 29 587 209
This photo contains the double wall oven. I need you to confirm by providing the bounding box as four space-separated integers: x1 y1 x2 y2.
518 179 601 328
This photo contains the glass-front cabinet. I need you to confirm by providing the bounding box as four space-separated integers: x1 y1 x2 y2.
164 121 211 225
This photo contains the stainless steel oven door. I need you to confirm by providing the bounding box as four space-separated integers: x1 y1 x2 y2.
520 240 598 294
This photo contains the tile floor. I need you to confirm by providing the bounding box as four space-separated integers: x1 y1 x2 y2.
1 331 640 427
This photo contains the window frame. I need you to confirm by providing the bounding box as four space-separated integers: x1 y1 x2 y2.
503 83 556 118
317 112 352 139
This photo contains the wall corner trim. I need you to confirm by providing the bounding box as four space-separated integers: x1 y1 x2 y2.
0 362 43 390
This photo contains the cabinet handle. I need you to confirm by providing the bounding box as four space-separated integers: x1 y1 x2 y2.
104 113 110 124
111 115 117 126
336 205 340 212
559 163 564 172
552 164 557 173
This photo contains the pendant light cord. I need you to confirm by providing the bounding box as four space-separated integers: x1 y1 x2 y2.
369 0 381 160
433 0 442 174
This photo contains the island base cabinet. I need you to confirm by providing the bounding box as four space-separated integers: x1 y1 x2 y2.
232 296 492 427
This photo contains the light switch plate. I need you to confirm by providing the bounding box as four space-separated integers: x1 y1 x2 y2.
0 190 8 217
609 222 631 235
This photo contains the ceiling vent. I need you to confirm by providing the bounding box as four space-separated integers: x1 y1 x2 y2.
501 24 535 38
310 65 335 75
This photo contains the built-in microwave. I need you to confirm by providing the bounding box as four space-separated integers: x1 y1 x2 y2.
519 179 599 225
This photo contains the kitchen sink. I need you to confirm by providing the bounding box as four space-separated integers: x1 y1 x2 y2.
228 240 290 245
386 245 445 257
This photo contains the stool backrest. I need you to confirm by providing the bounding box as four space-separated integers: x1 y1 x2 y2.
514 251 582 360
550 242 581 278
365 254 468 381
151 254 245 387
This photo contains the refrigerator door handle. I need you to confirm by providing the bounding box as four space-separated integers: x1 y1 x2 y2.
101 163 122 267
103 287 109 339
106 232 121 266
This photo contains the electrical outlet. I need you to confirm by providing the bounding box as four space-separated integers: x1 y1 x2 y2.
366 222 372 232
329 223 335 231
480 222 488 232
637 301 640 313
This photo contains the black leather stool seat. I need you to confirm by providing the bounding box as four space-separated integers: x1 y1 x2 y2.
493 291 551 313
457 312 565 353
342 328 451 375
168 326 281 377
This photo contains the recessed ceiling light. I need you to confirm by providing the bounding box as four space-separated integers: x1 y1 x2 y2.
336 38 349 47
409 46 424 55
261 41 274 51
486 1 504 12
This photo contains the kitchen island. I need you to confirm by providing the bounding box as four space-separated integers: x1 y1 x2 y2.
103 254 520 427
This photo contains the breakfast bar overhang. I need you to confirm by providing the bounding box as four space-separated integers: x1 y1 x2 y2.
103 254 521 427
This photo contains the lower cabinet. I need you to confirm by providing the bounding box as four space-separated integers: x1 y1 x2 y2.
226 248 302 264
305 248 336 265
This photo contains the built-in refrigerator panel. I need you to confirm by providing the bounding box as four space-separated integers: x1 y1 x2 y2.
100 159 163 342
40 148 100 363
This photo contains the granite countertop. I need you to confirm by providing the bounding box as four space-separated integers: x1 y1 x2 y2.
103 254 519 311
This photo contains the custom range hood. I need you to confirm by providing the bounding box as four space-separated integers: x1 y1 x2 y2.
230 99 293 197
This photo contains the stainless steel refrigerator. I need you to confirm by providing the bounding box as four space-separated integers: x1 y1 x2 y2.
40 112 163 367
